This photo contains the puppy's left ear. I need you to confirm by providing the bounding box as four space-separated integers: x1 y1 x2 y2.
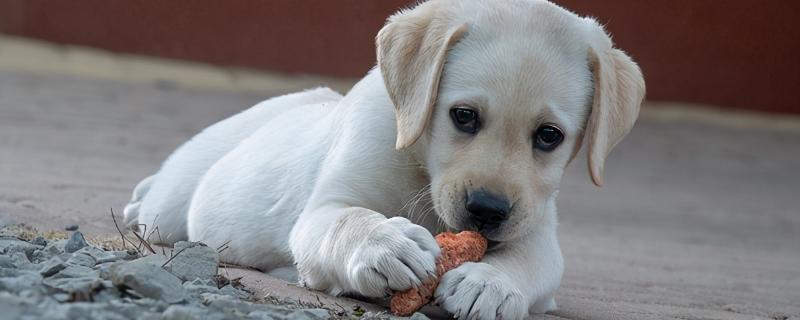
584 20 646 186
377 3 468 149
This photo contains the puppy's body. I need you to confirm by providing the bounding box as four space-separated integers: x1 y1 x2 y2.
124 88 343 245
187 74 437 274
125 1 644 318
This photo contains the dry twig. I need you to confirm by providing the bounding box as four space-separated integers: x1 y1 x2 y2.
161 247 188 268
110 208 141 254
130 228 157 255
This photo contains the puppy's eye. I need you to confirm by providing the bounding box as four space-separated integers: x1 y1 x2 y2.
534 125 564 152
449 107 480 134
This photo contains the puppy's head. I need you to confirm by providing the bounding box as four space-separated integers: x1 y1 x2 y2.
378 0 645 242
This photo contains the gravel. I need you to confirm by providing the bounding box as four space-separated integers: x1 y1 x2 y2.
64 231 89 253
110 256 188 304
0 226 361 320
168 241 219 282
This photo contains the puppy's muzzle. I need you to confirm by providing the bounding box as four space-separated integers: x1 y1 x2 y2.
466 190 510 234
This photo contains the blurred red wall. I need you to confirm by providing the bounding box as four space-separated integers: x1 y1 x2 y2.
0 1 798 113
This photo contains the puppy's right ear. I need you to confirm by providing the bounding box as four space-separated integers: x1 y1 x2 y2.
584 19 646 187
377 3 467 149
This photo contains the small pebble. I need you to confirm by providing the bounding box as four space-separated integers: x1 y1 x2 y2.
64 231 88 253
293 308 331 319
161 305 211 320
0 255 16 268
38 256 66 277
110 259 187 304
65 252 96 268
31 237 47 247
65 225 79 231
9 252 30 266
168 241 219 281
51 265 99 279
52 292 71 302
410 312 432 320
78 246 118 264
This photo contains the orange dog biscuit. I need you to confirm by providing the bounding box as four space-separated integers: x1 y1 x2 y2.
390 231 488 316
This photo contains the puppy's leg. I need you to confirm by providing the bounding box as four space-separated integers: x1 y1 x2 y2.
290 207 440 297
435 228 563 320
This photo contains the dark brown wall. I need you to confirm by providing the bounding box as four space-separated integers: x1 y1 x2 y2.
556 0 800 114
0 0 410 77
1 1 798 113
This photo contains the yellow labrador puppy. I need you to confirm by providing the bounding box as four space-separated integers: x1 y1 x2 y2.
124 0 644 318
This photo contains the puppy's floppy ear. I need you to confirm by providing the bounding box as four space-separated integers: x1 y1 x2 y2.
377 3 468 149
584 20 646 186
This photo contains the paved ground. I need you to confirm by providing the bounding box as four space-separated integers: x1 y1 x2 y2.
1 41 799 319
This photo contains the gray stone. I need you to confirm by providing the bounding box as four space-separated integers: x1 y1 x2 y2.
249 303 296 318
52 292 71 302
8 252 32 270
168 241 219 282
107 299 163 319
51 265 99 279
91 282 122 303
110 259 186 304
0 236 41 257
57 303 128 320
247 310 273 320
65 252 97 268
288 308 331 320
0 269 42 293
0 292 27 320
42 276 103 299
410 312 431 320
201 293 253 314
0 255 16 268
39 256 66 277
128 297 170 313
64 231 88 253
78 246 120 264
57 252 73 261
0 267 36 278
65 224 79 231
16 288 46 302
112 250 139 261
132 253 168 266
31 236 47 247
31 248 53 264
183 278 220 297
13 256 41 273
186 277 216 287
202 293 302 319
95 262 115 280
219 284 249 299
43 239 68 255
161 305 214 320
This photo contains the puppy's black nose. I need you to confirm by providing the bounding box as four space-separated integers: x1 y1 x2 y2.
466 190 510 231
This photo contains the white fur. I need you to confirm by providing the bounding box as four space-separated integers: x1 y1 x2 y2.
124 1 644 319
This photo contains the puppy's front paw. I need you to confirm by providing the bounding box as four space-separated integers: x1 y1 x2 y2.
347 217 440 297
435 262 527 320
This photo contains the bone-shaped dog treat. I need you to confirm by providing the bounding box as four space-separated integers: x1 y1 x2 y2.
390 231 488 316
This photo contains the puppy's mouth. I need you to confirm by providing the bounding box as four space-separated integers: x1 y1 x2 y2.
448 223 504 251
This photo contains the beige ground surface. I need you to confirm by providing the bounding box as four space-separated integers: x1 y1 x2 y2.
1 37 799 319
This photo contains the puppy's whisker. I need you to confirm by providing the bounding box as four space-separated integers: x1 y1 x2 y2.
404 184 432 224
411 200 433 223
406 186 432 223
399 185 425 214
432 202 449 233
